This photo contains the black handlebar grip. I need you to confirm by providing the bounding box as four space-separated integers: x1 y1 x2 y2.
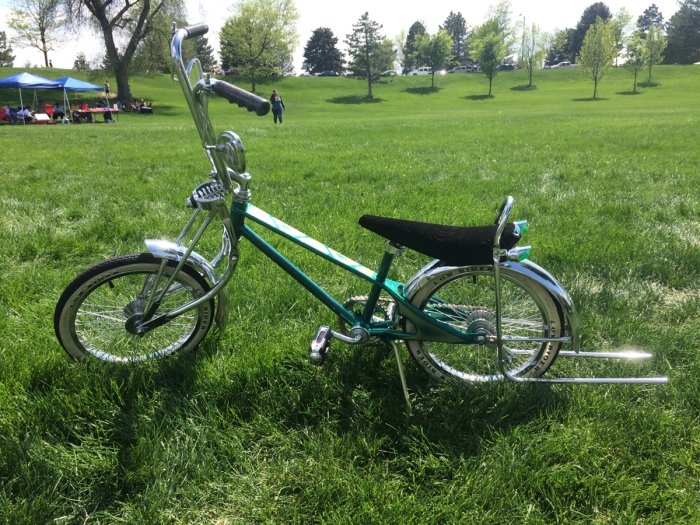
211 80 271 116
183 23 208 39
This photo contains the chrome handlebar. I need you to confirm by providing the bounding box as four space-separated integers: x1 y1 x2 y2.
171 22 234 193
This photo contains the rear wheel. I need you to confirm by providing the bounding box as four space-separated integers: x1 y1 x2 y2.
405 266 563 381
54 253 214 362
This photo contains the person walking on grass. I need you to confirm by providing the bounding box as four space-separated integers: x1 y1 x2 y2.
270 89 285 124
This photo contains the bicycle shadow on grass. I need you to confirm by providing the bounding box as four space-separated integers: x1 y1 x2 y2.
327 95 385 104
617 91 642 96
403 86 441 95
571 97 609 102
32 336 568 482
284 344 570 459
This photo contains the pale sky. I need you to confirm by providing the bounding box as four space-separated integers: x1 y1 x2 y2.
0 0 681 71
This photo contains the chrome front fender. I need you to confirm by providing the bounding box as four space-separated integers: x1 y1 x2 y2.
403 258 581 352
144 239 230 332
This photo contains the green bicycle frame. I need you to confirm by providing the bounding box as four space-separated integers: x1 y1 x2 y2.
232 201 479 345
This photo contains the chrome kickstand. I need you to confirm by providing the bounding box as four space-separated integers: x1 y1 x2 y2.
390 340 412 410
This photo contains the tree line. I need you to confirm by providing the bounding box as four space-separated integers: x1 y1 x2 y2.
0 0 698 102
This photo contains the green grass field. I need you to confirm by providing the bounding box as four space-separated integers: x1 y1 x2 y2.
1 64 700 523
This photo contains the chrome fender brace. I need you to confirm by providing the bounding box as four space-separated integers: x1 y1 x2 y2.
145 239 230 332
403 258 668 384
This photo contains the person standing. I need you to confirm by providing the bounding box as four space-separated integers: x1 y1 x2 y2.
270 89 285 124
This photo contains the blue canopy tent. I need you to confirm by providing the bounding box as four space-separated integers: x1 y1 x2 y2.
0 73 63 124
53 77 104 118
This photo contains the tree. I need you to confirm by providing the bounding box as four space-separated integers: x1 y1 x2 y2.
609 8 633 66
571 2 612 59
130 8 185 74
8 0 63 67
545 28 573 65
73 51 88 70
194 36 216 72
401 21 426 74
664 0 700 64
303 27 344 74
393 29 407 72
577 16 616 98
412 30 452 87
643 24 666 82
441 11 469 65
0 31 15 67
470 20 507 95
62 0 175 104
345 12 394 98
637 4 664 38
623 36 645 91
521 23 546 86
219 0 299 93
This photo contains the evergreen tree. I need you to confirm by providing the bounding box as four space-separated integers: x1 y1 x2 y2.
402 21 426 74
303 27 344 74
0 31 15 67
637 4 664 38
571 2 612 59
194 36 216 71
441 11 469 65
345 12 394 98
664 0 700 64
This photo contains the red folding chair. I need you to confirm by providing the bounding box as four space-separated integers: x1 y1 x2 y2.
81 103 89 110
44 104 54 118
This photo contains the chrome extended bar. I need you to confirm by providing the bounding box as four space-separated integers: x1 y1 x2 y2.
171 23 232 193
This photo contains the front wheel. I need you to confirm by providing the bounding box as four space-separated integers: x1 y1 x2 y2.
405 266 564 382
54 253 215 362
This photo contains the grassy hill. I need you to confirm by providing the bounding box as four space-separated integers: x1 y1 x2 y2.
1 65 700 523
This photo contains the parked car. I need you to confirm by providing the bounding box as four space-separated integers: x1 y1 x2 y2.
298 72 311 76
318 71 339 76
224 70 239 76
449 65 473 73
497 64 515 71
409 67 431 75
552 61 577 68
381 70 398 77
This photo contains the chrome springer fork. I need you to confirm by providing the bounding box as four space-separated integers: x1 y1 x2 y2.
132 23 252 334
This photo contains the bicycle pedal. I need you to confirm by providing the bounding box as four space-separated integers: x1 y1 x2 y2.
310 326 332 366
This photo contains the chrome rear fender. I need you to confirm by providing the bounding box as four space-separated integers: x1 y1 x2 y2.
145 239 230 332
403 259 581 352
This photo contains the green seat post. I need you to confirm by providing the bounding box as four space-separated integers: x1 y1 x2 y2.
362 242 401 324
